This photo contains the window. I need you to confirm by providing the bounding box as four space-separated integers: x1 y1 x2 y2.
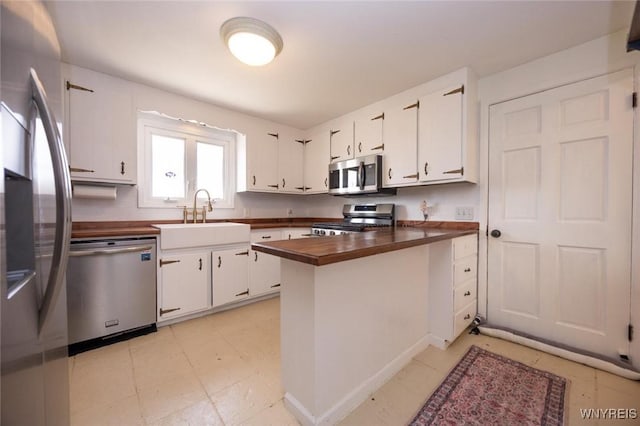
138 113 236 208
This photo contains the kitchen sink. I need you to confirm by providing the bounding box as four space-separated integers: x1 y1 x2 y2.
153 223 250 249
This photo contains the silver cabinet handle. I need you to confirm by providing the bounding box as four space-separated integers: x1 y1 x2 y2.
70 245 153 257
31 69 73 335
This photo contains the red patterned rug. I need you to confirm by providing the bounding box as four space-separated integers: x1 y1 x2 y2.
409 345 567 425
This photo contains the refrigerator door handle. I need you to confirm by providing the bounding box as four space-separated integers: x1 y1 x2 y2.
30 69 73 335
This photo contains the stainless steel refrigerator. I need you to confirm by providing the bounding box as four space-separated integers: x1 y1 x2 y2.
1 1 72 424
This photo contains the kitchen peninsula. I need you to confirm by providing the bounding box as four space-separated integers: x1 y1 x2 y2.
252 227 478 425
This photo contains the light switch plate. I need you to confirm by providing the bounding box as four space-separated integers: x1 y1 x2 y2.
455 206 474 220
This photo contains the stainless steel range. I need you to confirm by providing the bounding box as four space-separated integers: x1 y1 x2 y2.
311 204 395 236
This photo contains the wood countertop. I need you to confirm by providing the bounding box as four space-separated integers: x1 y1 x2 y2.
71 218 337 239
252 227 478 266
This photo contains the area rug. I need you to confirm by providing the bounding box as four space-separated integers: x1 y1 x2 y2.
409 345 567 425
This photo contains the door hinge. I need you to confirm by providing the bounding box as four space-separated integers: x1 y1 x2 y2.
403 101 420 110
330 129 341 137
66 81 94 93
444 85 464 96
633 92 637 108
267 132 279 139
486 225 489 237
629 324 634 342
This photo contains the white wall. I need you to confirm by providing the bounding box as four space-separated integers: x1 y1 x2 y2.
475 29 640 367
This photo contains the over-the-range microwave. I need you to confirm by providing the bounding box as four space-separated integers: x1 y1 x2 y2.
328 154 396 196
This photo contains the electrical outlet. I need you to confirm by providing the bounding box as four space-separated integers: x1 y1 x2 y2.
455 206 474 220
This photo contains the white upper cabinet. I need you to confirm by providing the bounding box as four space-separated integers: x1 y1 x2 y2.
64 65 136 184
329 117 354 163
278 130 305 193
381 94 419 186
303 128 330 193
243 127 279 191
417 68 477 184
354 110 385 157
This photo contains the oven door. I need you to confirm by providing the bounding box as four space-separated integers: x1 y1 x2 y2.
328 155 382 195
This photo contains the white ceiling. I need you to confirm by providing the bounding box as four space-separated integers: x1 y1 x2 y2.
45 1 634 130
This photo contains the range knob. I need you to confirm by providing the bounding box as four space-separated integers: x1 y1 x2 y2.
320 230 326 235
329 231 336 235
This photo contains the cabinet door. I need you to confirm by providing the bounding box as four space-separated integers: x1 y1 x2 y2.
329 118 354 163
303 129 330 193
354 111 385 157
250 251 281 296
382 97 419 186
212 247 250 306
418 84 464 183
249 230 282 296
65 65 136 183
278 131 305 193
159 251 210 320
247 129 279 191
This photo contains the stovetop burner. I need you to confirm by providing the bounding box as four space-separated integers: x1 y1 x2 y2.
311 203 395 236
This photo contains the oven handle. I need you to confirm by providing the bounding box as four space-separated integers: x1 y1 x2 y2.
357 161 365 190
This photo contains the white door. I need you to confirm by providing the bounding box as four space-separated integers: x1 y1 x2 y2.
160 251 210 320
212 247 250 307
381 94 419 186
303 128 330 193
488 70 634 359
418 84 464 182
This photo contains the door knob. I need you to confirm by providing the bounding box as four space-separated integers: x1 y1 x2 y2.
490 229 502 238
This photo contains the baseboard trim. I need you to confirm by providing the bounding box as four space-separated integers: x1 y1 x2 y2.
285 335 430 425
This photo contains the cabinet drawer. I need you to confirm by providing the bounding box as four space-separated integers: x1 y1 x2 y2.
250 230 282 243
454 301 477 338
454 280 476 312
454 256 477 286
453 235 477 260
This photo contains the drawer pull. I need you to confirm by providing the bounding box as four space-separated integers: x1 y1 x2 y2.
464 291 471 296
464 314 471 320
464 267 471 272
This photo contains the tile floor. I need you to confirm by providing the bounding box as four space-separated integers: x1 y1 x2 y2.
70 296 640 425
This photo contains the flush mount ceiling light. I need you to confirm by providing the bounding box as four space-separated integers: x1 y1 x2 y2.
220 17 283 66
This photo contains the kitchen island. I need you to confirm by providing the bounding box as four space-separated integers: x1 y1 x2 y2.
252 227 478 426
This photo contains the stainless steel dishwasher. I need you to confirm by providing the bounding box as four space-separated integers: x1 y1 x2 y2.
67 237 157 349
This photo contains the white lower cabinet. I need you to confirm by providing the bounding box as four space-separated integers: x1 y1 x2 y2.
428 234 478 347
212 246 250 307
283 228 311 240
158 251 211 321
249 230 282 296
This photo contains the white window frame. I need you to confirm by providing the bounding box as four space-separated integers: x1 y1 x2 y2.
137 112 236 209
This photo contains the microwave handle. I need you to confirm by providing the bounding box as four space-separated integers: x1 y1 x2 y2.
357 161 365 190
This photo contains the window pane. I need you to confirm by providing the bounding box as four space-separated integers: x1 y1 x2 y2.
151 134 185 198
197 142 224 199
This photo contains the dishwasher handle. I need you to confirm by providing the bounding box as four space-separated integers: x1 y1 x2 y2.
69 245 154 257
